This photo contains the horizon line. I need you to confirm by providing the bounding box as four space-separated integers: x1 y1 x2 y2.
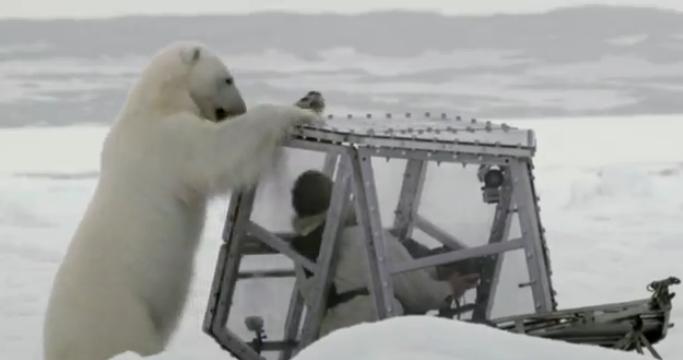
0 4 679 22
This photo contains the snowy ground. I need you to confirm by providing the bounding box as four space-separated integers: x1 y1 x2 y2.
0 115 681 359
294 317 646 360
114 316 646 360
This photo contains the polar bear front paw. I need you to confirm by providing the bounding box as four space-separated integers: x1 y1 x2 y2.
295 90 325 114
276 105 324 128
292 107 323 126
247 105 323 134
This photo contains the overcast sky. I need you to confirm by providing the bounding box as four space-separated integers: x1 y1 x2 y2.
2 0 683 19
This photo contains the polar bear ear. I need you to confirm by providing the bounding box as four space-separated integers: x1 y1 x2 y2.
180 46 201 65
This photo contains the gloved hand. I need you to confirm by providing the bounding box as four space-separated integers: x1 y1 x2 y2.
447 272 480 298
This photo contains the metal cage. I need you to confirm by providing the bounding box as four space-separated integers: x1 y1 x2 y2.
202 114 558 359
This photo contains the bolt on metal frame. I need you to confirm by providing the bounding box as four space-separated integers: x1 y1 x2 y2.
203 114 557 360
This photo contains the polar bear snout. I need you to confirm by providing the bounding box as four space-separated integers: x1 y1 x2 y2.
215 107 228 120
215 98 246 121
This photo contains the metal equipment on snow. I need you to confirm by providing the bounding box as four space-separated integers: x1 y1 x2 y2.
203 93 677 359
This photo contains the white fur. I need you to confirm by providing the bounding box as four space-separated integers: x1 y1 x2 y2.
43 42 317 360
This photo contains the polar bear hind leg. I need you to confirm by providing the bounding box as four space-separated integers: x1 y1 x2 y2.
45 289 163 360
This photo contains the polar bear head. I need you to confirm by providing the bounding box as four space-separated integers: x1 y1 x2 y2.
126 42 246 122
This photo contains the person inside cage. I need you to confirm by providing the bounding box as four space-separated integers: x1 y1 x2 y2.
289 170 480 337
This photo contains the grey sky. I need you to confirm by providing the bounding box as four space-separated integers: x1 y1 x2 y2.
3 0 683 18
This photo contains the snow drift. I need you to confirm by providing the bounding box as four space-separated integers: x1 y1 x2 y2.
295 317 643 360
110 316 642 360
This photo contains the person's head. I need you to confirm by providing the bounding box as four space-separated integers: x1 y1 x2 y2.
291 170 333 217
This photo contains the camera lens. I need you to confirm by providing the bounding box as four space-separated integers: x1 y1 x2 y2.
484 169 504 188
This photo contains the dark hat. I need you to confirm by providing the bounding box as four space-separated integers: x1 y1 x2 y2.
291 170 333 217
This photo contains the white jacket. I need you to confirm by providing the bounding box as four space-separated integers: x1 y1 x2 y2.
295 220 451 337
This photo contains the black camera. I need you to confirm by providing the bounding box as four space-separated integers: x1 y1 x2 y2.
478 165 506 204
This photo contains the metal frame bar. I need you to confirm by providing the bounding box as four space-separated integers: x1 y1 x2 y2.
322 152 339 177
203 188 262 360
299 155 353 346
204 188 256 332
204 243 230 333
291 126 535 157
350 148 397 318
510 160 554 313
525 159 557 310
278 277 305 360
369 147 520 166
473 170 514 321
392 159 427 241
255 340 299 352
238 269 296 279
493 298 652 324
414 214 466 250
246 222 318 273
391 238 525 275
284 138 517 166
213 327 263 360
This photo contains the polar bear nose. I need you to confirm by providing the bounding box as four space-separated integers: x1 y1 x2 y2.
214 102 247 121
215 108 228 121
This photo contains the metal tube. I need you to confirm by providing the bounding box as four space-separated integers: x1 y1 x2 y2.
299 155 352 346
510 160 554 313
322 152 339 177
351 148 397 318
391 238 525 275
414 215 466 250
206 188 258 351
473 171 514 321
237 269 296 279
245 222 318 274
392 159 427 241
278 279 305 360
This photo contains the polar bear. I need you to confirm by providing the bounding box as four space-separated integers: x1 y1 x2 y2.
43 42 319 360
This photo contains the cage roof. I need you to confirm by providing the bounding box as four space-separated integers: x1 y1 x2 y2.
291 113 536 158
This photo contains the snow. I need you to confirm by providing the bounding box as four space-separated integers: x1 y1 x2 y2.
294 317 643 360
1 114 681 359
110 316 644 360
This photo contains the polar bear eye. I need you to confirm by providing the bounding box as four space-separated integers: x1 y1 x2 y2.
224 77 234 86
